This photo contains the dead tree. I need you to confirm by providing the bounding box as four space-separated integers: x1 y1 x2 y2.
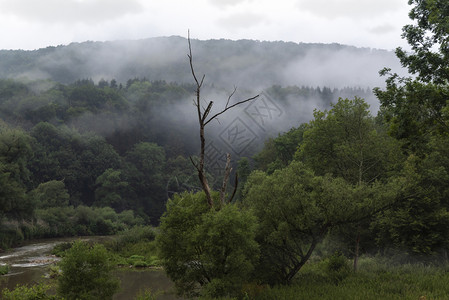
187 32 259 207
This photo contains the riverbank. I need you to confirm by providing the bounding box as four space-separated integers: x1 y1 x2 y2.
0 231 182 299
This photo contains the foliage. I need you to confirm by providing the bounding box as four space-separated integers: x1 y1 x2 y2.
1 283 59 300
297 97 402 184
33 206 144 238
157 191 259 298
326 252 351 284
105 226 159 267
254 125 305 174
58 240 120 300
395 0 449 85
244 159 402 284
30 180 69 209
372 153 449 255
0 264 9 275
373 0 449 257
0 127 33 221
294 97 404 264
51 242 73 257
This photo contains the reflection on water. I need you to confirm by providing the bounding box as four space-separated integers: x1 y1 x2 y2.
0 238 183 299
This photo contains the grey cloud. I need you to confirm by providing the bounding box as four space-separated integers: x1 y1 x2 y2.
297 0 404 19
217 12 268 31
0 0 142 24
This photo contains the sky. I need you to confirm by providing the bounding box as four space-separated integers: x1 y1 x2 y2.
0 0 412 51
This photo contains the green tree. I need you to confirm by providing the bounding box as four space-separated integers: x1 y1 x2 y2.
254 125 305 174
296 97 403 269
396 0 449 85
243 161 397 284
373 140 449 256
157 191 259 298
0 127 34 220
372 0 449 257
58 240 119 300
29 180 69 208
94 168 129 210
298 97 402 184
123 142 166 222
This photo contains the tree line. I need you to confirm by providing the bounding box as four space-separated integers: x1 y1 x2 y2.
0 76 368 249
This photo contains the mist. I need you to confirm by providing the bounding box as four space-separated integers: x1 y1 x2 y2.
0 36 407 164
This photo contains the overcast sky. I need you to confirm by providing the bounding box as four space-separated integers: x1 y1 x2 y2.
0 0 412 51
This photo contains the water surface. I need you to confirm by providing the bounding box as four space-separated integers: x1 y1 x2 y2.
0 238 181 299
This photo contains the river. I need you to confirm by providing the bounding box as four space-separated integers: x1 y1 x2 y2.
0 237 181 299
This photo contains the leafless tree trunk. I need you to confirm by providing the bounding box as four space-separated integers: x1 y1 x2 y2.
187 32 259 207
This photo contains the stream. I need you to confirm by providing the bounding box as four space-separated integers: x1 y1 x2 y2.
0 237 181 299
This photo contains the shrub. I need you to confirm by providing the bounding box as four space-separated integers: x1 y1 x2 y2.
0 264 9 275
51 242 73 257
157 192 259 298
1 283 59 300
326 251 351 284
126 255 148 267
58 240 120 300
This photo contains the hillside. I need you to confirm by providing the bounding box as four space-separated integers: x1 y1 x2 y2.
0 36 403 89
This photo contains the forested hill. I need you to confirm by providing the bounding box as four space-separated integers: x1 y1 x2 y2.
0 36 402 88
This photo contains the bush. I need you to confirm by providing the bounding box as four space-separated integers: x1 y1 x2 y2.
157 191 259 298
58 240 120 300
51 242 73 257
126 255 148 267
326 251 351 284
0 264 9 275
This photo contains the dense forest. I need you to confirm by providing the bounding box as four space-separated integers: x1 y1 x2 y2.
3 0 449 299
0 76 372 246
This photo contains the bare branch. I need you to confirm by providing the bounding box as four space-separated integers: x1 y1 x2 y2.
201 101 214 123
187 30 205 89
189 156 199 171
227 173 238 204
204 94 259 126
225 86 237 109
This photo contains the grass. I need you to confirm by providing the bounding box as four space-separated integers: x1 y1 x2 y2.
104 226 162 268
249 256 449 300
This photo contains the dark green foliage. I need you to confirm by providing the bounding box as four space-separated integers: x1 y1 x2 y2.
254 125 305 174
29 206 144 239
0 264 9 275
373 0 449 257
58 240 120 300
0 127 33 220
115 225 155 245
94 168 129 210
105 226 159 268
298 97 403 184
326 252 351 284
51 242 73 257
157 192 259 298
29 180 69 208
244 159 401 285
